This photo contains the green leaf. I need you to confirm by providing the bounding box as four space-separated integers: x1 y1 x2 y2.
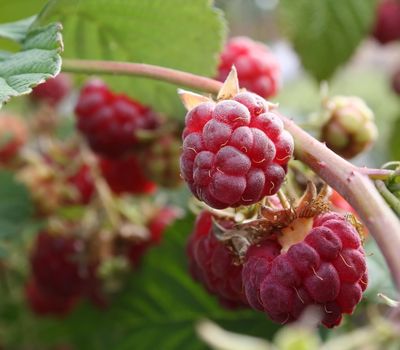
0 170 33 239
0 21 63 108
0 16 37 43
279 0 378 81
38 0 226 117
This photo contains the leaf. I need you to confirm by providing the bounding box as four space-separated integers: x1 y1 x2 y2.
279 0 378 81
0 170 33 239
38 0 226 117
0 16 37 43
0 20 63 108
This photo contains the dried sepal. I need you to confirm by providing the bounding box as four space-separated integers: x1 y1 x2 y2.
345 213 366 243
217 66 239 100
178 89 211 111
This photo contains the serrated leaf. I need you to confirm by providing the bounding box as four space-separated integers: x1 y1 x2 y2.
0 21 63 108
38 0 226 117
0 170 33 238
279 0 378 81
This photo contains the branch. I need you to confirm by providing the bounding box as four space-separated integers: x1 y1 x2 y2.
62 59 400 291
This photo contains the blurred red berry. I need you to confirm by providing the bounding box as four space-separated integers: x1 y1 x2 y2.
99 154 156 195
75 79 160 158
217 36 280 98
25 278 78 317
31 73 72 106
372 0 400 44
31 232 87 298
0 114 28 163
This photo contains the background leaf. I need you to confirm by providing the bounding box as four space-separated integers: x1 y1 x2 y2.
279 0 378 81
0 170 33 239
0 21 63 108
38 0 226 117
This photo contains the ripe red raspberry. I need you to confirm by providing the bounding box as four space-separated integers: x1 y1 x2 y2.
372 0 400 44
99 154 156 195
242 212 368 328
75 79 160 158
186 211 248 308
181 92 293 209
217 37 280 98
31 232 87 298
127 206 180 267
392 69 400 95
0 114 28 163
25 278 78 317
31 73 72 106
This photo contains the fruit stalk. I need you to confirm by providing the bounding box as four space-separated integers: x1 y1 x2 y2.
62 59 400 291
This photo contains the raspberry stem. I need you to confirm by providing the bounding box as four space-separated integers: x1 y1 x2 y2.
62 58 400 291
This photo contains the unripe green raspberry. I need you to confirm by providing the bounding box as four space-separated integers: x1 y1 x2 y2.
321 96 378 159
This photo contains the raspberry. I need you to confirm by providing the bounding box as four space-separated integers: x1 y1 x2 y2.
320 96 378 159
392 69 400 95
31 73 72 106
67 164 95 204
75 79 160 158
242 212 368 328
0 114 28 163
217 37 280 98
25 278 78 317
180 92 293 209
186 211 248 307
141 135 182 188
31 232 87 298
99 154 156 195
127 206 180 267
372 0 400 44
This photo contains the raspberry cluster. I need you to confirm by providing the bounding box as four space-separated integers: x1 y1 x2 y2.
75 80 159 158
242 212 367 327
27 232 87 316
217 37 280 98
181 91 293 209
186 211 247 307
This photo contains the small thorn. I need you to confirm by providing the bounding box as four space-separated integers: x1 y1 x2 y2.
178 89 211 111
294 287 305 304
217 66 239 100
312 266 324 281
339 253 352 268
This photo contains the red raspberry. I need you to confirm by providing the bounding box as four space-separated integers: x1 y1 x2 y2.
181 92 293 209
0 114 28 163
372 0 400 44
392 69 400 95
99 154 156 195
67 165 95 204
127 206 180 267
31 232 87 298
217 37 280 98
186 211 248 308
25 278 78 317
242 212 368 328
75 79 160 158
31 73 72 106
